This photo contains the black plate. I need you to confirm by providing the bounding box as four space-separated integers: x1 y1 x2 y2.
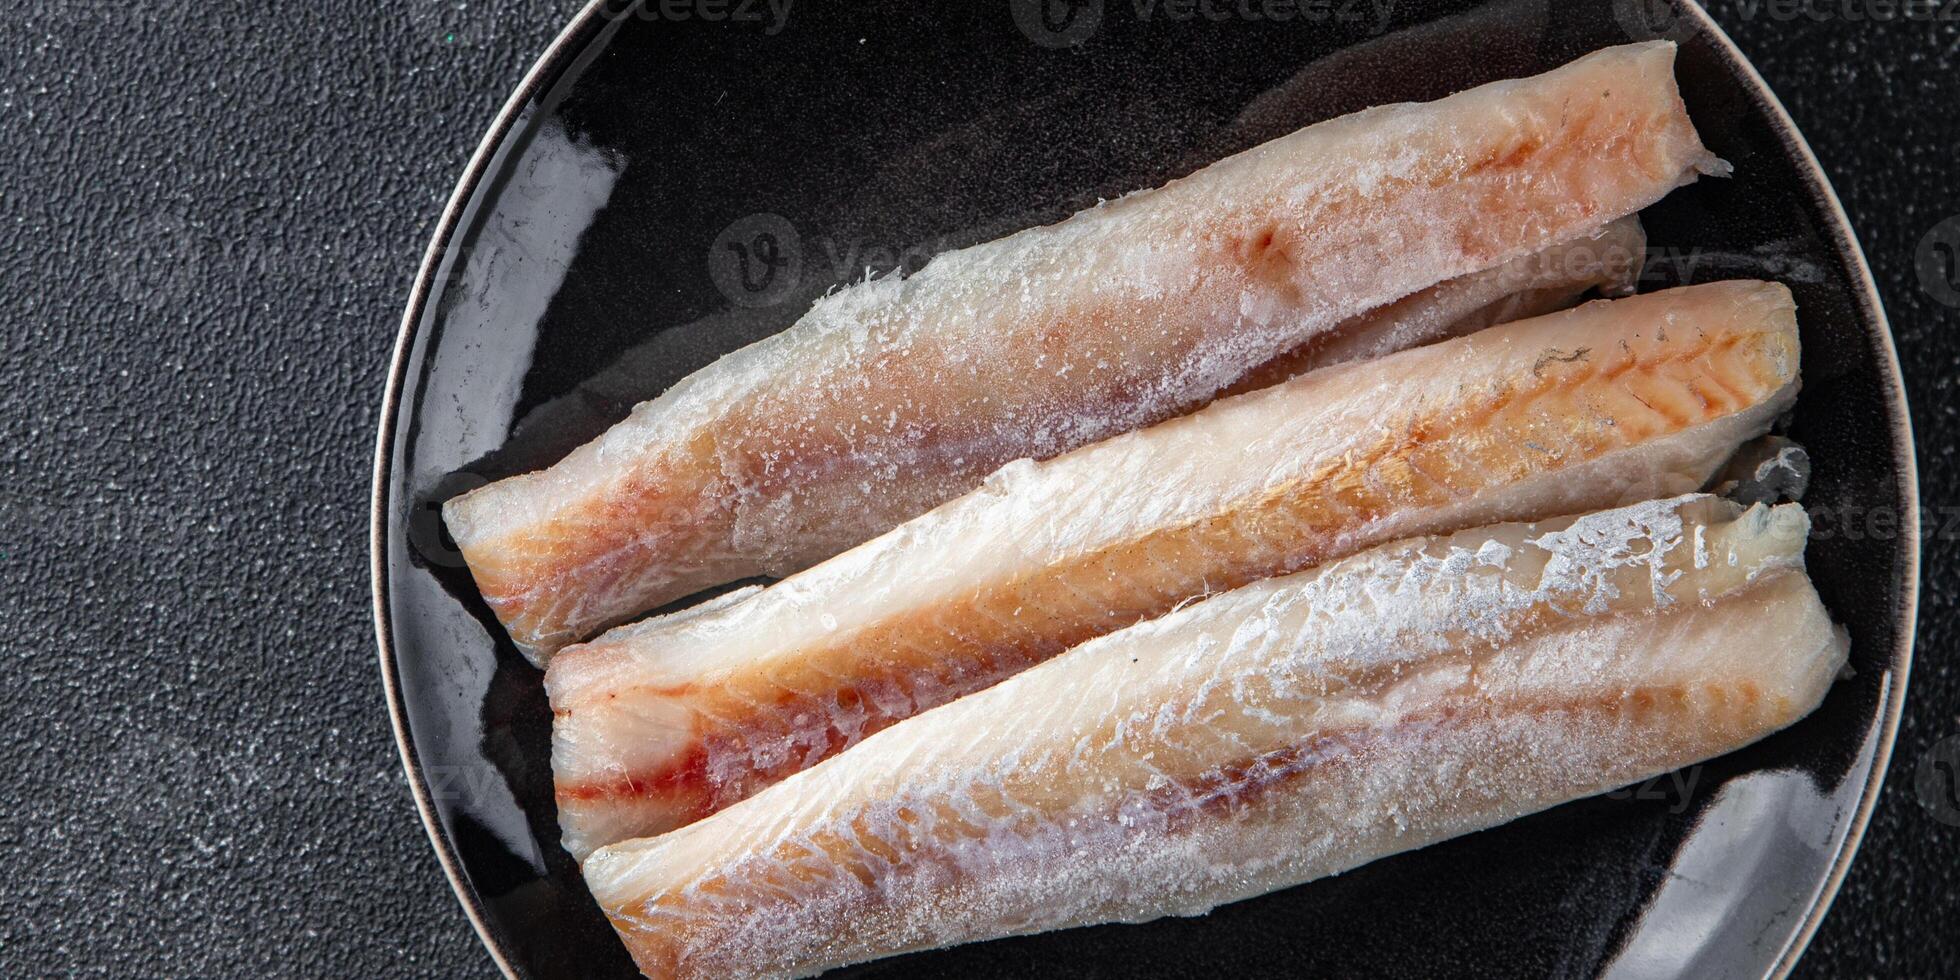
372 1 1919 976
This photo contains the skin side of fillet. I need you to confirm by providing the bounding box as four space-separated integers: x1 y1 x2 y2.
583 495 1849 979
548 279 1802 858
445 42 1721 661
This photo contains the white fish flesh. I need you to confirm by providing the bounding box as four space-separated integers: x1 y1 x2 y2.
548 280 1800 858
583 495 1847 979
1216 215 1646 399
446 43 1719 661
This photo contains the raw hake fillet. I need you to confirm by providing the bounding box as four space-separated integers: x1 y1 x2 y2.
549 280 1801 857
447 42 1721 661
1217 215 1646 399
584 496 1848 979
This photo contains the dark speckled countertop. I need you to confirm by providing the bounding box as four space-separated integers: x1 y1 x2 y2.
0 2 1953 976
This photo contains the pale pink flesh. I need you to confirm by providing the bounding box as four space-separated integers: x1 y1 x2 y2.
583 497 1846 979
548 280 1802 860
446 42 1720 662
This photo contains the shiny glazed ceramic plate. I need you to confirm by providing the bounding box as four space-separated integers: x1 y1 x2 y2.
372 1 1918 976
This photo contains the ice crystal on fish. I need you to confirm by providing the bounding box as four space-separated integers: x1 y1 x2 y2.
447 41 1720 663
583 496 1845 980
550 280 1805 859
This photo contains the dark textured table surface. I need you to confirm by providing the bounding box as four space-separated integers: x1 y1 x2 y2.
0 2 1953 976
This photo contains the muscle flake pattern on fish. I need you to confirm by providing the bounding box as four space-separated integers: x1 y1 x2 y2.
1216 215 1648 399
583 496 1847 979
549 280 1803 858
447 43 1720 662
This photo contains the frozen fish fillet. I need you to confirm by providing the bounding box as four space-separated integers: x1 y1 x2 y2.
447 42 1721 661
1218 215 1645 399
549 280 1801 858
584 495 1848 979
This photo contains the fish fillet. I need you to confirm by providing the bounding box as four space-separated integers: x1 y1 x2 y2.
1218 216 1646 399
549 280 1801 858
447 42 1721 661
584 495 1848 979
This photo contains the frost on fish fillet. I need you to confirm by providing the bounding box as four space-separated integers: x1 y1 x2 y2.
548 280 1801 858
446 42 1722 661
584 496 1848 980
1217 215 1646 399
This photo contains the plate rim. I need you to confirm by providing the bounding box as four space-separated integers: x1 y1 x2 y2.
368 2 1921 976
369 3 617 976
1671 1 1921 974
